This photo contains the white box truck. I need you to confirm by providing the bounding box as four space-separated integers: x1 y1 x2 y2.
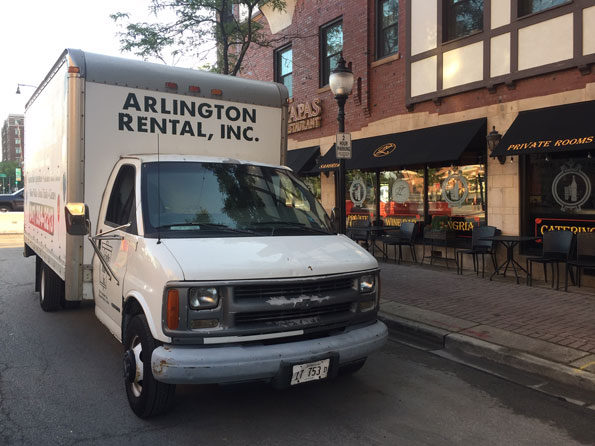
24 49 387 417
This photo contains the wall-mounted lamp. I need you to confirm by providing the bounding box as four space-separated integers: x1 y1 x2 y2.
486 126 505 164
16 83 36 94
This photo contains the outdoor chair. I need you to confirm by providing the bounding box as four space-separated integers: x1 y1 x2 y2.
347 219 370 248
526 230 574 289
382 222 418 264
456 225 497 277
565 232 595 292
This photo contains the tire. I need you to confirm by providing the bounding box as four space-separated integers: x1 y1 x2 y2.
0 206 10 213
339 358 367 376
124 314 176 418
39 263 63 312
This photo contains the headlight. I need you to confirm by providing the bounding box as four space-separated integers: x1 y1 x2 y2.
359 274 376 293
188 287 219 309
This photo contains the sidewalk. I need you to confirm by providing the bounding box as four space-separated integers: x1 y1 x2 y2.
378 259 595 393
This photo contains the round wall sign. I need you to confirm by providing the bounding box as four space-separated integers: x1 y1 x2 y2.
441 173 469 208
552 161 591 212
349 177 367 207
391 179 410 204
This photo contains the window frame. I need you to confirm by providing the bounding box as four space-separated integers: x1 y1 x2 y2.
105 164 137 233
319 18 343 88
517 0 571 18
443 0 484 43
376 0 399 60
274 44 293 97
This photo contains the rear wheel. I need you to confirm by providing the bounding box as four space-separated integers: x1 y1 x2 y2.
0 205 11 212
39 263 62 312
123 314 176 418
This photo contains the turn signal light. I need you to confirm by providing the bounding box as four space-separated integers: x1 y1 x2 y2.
166 289 180 330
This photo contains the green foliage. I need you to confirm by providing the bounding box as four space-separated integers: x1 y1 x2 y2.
0 161 20 192
111 0 286 75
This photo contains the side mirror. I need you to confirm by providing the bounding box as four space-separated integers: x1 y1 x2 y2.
65 203 89 236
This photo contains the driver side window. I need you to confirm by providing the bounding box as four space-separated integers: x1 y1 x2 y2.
105 165 137 234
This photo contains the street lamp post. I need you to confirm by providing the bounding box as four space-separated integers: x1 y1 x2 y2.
15 83 36 94
329 54 354 234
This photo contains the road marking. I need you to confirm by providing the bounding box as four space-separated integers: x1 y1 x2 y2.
578 361 595 371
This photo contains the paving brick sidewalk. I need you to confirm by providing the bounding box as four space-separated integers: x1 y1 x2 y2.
378 260 595 354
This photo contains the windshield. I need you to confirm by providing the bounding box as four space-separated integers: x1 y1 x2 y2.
141 162 332 237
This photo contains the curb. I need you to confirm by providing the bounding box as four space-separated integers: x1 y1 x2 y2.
379 311 595 394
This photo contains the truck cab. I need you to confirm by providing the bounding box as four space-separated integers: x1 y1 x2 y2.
81 154 386 417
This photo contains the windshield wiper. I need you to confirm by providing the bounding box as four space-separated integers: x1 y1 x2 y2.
156 222 257 235
248 221 332 235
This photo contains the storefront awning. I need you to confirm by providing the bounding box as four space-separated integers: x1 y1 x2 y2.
285 146 320 174
491 100 595 157
311 118 486 172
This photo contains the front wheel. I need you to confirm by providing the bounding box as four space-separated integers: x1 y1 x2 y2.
0 206 11 213
123 314 176 418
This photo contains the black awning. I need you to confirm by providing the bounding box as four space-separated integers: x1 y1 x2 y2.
285 146 320 174
491 100 595 157
310 118 485 172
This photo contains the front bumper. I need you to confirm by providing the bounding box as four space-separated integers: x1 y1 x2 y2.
151 321 388 385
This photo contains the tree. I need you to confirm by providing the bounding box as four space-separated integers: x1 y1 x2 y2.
111 0 286 75
0 161 20 193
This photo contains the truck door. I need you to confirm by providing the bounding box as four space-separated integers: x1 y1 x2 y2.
93 163 138 325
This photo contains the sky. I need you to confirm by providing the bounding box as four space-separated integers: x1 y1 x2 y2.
0 0 202 126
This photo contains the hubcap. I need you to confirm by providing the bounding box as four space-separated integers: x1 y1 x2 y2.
128 335 144 397
40 268 46 302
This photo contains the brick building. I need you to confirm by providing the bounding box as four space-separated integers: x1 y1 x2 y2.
1 114 25 165
240 1 595 259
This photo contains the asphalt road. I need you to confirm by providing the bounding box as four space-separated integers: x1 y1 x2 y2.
1 246 594 445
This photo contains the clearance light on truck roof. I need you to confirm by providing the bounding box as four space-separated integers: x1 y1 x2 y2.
68 66 80 74
165 82 178 90
211 89 223 96
189 85 200 93
166 289 180 330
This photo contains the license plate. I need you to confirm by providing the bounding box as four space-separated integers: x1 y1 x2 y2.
290 359 330 385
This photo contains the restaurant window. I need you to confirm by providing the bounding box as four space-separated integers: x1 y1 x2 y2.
518 0 569 17
275 45 293 97
379 169 424 226
444 0 483 42
427 164 486 235
377 0 399 59
320 19 343 87
523 152 595 253
346 170 376 226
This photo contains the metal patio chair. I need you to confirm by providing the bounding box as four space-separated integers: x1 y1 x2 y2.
526 230 574 289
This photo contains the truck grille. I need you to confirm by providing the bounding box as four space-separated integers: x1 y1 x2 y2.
235 302 353 326
233 277 354 300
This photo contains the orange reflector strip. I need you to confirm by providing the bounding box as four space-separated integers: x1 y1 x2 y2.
167 289 179 330
211 88 223 96
68 66 80 73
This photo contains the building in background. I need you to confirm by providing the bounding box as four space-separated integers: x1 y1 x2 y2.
240 1 595 248
1 114 25 165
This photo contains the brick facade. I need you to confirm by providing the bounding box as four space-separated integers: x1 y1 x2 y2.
240 1 594 149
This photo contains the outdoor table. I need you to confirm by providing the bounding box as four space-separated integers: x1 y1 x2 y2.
366 226 387 257
481 235 537 284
